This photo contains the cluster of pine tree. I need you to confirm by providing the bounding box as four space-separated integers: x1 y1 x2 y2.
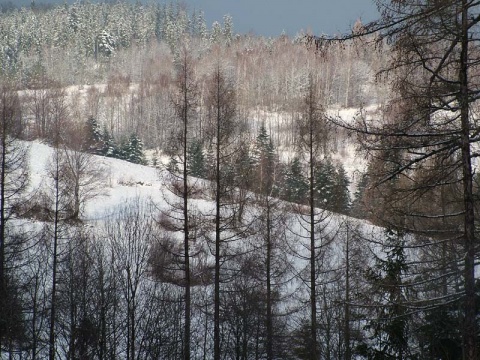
84 116 146 165
175 125 351 214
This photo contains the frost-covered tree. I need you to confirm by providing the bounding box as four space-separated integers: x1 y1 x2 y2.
210 21 223 44
124 133 146 165
314 158 336 209
96 30 116 59
222 14 233 46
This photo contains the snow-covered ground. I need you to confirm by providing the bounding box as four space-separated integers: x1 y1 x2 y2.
26 140 382 276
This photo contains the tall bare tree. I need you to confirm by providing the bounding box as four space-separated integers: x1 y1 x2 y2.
0 82 29 356
291 73 331 360
204 61 241 360
44 84 70 360
161 44 199 360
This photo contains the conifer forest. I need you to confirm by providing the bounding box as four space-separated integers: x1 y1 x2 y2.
0 1 479 359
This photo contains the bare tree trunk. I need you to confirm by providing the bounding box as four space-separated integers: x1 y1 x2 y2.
308 84 318 360
344 225 351 360
309 147 317 360
49 151 60 360
214 75 221 360
0 100 6 357
265 200 273 360
459 2 476 358
181 52 191 360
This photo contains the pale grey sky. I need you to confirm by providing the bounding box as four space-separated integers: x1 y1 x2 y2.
7 0 378 37
186 0 378 36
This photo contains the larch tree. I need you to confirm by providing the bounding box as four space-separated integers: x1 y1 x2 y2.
204 60 242 360
160 45 199 360
252 128 291 360
329 0 480 358
290 73 332 360
44 83 71 360
0 82 29 356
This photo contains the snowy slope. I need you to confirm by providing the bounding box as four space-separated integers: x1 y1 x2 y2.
26 140 383 272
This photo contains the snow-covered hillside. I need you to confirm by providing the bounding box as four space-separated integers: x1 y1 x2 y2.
26 139 379 240
15 140 385 359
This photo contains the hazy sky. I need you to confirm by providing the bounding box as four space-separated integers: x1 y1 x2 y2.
185 0 378 36
9 0 379 37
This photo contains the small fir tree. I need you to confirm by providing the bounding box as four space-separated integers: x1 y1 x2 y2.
126 133 147 165
314 158 336 209
351 168 371 219
332 163 351 214
283 157 308 204
253 125 277 194
101 126 115 157
84 116 104 155
187 139 205 178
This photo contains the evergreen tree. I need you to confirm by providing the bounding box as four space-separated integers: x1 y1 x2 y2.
332 163 351 214
233 143 255 223
101 126 115 158
187 139 205 178
84 116 104 155
97 30 115 58
234 143 255 188
359 229 412 359
166 156 178 174
222 14 233 46
252 125 277 195
418 303 463 359
113 137 127 161
125 133 146 165
283 157 308 204
197 11 208 41
314 158 336 209
351 169 370 218
253 125 275 164
210 21 222 44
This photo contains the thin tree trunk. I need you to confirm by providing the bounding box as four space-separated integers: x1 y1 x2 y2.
309 89 318 360
214 69 221 360
68 244 76 360
49 152 60 360
266 200 273 360
183 58 191 360
31 275 39 360
100 258 106 360
459 2 476 358
0 112 6 357
344 225 351 360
